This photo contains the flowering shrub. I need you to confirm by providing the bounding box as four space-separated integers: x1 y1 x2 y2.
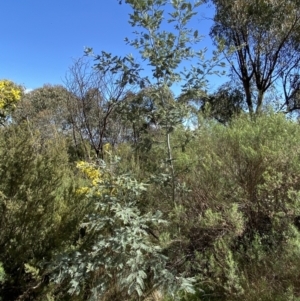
75 160 111 197
54 159 195 300
76 161 103 186
0 79 22 122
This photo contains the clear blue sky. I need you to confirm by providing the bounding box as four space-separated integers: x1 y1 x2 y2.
1 0 225 91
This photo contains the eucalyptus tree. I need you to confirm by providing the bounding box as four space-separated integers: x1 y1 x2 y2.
210 0 300 114
201 83 244 123
64 56 138 159
53 0 221 299
105 0 219 205
13 84 72 138
116 88 163 150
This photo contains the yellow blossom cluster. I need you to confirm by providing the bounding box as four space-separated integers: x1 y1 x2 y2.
75 186 90 196
0 80 22 111
76 161 102 186
76 161 106 196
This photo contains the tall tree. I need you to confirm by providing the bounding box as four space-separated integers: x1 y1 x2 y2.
13 84 72 137
210 0 300 114
117 0 206 205
56 0 220 299
64 56 136 159
201 83 244 123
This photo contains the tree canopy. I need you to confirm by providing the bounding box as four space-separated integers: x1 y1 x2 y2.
210 0 300 114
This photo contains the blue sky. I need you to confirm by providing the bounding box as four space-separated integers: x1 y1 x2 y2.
1 0 225 91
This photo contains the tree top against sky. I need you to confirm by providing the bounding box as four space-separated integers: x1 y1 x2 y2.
1 0 216 91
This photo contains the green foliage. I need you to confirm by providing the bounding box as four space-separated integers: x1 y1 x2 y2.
119 0 214 208
64 56 137 159
4 1 300 300
124 0 203 85
0 124 88 300
52 159 195 300
201 83 244 124
210 0 300 113
173 112 300 300
13 84 71 133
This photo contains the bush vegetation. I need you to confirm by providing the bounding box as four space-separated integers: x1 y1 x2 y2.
3 0 300 300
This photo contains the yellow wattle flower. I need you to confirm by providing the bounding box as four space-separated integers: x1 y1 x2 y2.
0 79 22 115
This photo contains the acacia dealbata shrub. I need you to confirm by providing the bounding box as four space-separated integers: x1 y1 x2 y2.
174 113 300 300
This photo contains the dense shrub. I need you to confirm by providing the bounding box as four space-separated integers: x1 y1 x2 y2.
0 124 88 300
173 113 300 300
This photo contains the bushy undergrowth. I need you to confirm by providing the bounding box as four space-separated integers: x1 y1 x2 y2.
2 113 300 301
168 113 300 300
0 125 89 300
